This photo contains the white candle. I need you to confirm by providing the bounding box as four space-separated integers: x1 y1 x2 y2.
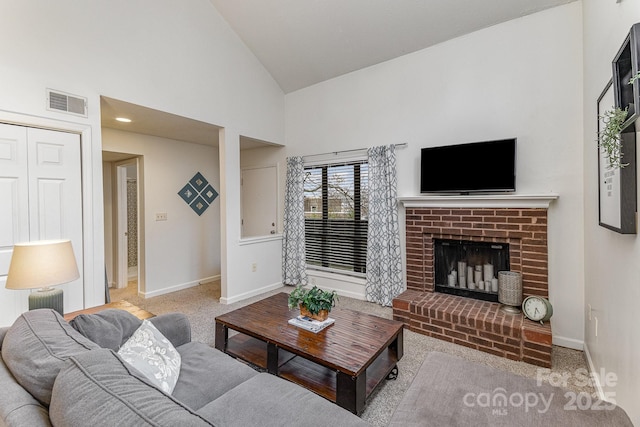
458 262 466 286
474 269 483 285
478 281 485 291
484 263 494 282
468 281 476 290
448 274 456 286
491 278 499 293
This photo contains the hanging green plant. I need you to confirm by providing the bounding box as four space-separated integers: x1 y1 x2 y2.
596 70 640 169
598 107 629 170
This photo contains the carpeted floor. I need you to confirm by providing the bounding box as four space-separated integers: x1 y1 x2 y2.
110 280 595 427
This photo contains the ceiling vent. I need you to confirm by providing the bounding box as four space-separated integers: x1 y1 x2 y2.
46 89 87 117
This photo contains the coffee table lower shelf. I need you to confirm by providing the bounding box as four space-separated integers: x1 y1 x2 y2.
224 333 399 411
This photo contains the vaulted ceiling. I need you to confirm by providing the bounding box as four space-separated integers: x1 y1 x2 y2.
101 1 578 148
210 0 578 93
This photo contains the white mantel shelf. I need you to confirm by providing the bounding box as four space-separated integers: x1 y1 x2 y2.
398 193 559 209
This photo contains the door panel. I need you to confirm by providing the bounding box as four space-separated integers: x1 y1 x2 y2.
0 124 30 324
0 124 29 273
27 127 83 314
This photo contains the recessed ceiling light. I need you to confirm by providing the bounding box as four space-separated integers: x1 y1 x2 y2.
115 117 132 123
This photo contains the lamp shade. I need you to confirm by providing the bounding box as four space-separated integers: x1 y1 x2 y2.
6 239 79 290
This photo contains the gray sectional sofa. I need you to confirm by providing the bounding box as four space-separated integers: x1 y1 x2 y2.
0 308 369 427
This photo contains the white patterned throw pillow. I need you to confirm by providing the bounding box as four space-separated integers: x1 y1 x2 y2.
117 319 181 394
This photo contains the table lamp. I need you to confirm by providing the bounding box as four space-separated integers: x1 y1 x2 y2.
5 239 79 315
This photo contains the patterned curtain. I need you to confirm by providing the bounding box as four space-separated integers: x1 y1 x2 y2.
282 156 308 286
365 145 403 306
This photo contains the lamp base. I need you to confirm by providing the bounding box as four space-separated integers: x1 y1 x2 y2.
28 287 64 316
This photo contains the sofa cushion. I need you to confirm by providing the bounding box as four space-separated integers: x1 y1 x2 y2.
117 319 182 394
171 341 259 410
196 373 369 427
70 310 192 350
1 309 99 405
69 308 142 350
50 349 212 427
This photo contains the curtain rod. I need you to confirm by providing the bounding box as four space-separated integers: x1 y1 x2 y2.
301 143 408 160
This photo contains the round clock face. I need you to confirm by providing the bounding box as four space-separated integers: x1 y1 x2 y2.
523 296 550 322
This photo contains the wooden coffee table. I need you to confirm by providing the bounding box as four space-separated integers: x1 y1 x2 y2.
215 292 403 414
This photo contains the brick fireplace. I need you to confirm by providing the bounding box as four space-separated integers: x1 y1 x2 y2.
392 195 557 367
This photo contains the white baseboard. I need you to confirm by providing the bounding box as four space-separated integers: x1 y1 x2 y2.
331 288 366 300
141 275 221 298
199 275 221 285
552 335 583 350
220 282 284 305
583 342 606 401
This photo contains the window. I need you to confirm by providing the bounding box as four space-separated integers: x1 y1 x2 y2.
303 160 368 274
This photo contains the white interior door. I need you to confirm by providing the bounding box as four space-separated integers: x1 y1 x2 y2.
0 124 83 325
241 165 278 237
0 124 30 323
116 164 128 289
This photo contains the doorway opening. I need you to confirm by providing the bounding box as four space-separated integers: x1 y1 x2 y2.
102 152 142 302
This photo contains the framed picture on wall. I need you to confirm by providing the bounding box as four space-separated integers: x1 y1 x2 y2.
597 79 637 234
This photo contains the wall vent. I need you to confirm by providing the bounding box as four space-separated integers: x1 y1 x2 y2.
46 89 87 117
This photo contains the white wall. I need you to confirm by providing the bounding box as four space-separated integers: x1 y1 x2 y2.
285 4 585 346
102 128 220 296
582 1 640 424
103 162 114 287
0 0 285 307
219 130 284 303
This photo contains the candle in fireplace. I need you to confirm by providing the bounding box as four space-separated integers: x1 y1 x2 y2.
474 269 483 285
483 263 494 282
458 262 466 287
448 273 456 287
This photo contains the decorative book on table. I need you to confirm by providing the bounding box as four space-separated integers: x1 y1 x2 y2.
288 315 335 333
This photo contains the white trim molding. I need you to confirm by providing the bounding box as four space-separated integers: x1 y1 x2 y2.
398 193 559 209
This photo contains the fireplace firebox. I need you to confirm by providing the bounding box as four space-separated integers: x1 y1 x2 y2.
434 239 509 302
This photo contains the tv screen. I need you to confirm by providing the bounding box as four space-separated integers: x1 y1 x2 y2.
420 139 516 194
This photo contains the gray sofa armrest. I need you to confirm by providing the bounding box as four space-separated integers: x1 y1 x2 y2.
0 327 8 349
149 313 191 348
0 358 51 427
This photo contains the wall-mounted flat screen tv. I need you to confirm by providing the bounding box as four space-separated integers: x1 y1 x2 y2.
420 138 517 194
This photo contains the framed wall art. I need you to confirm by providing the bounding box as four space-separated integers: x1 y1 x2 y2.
597 79 637 234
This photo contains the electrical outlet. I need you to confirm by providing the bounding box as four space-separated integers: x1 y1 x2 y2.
251 263 257 272
155 212 167 221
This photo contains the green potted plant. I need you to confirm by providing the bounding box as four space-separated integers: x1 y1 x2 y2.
598 107 629 170
287 285 338 321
